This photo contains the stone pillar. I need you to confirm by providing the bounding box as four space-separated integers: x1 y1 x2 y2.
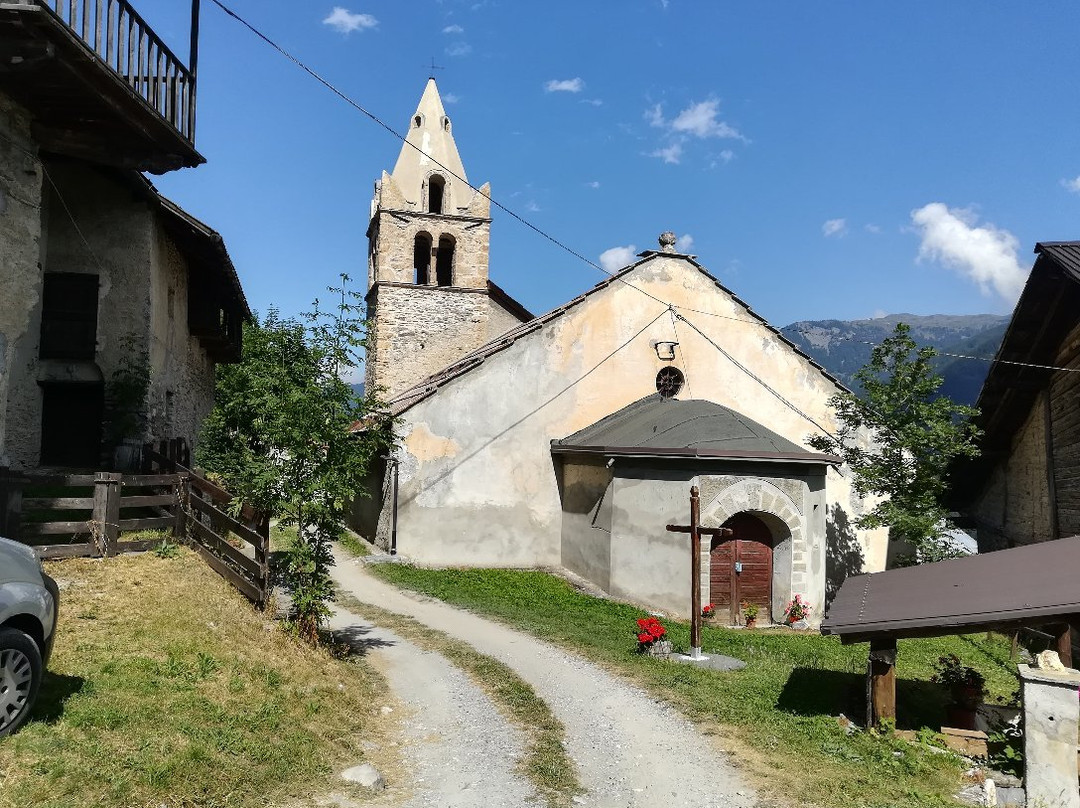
1018 663 1080 808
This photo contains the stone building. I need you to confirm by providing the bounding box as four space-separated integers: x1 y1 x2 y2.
953 242 1080 550
0 2 248 470
353 80 887 624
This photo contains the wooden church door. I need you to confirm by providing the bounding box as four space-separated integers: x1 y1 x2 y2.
709 513 774 625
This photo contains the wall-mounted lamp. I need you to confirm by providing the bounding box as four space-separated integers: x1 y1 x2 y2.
654 341 679 361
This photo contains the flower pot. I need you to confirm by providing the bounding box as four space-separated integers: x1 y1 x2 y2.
946 705 978 731
745 617 757 629
646 640 672 658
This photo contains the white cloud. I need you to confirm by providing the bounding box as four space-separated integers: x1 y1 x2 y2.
650 143 683 164
582 98 603 106
445 42 471 56
1061 176 1080 194
669 99 745 141
586 181 600 189
599 244 637 273
322 7 377 33
544 78 584 93
526 201 541 212
864 223 882 234
675 233 694 252
822 218 847 238
442 24 464 34
718 149 734 163
645 103 665 128
443 93 460 104
910 202 1027 303
870 309 887 319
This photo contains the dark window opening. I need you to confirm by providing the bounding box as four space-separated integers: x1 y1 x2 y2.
39 273 99 360
443 116 451 132
413 115 422 128
428 175 445 214
413 233 432 284
40 382 103 467
436 236 455 286
656 366 685 399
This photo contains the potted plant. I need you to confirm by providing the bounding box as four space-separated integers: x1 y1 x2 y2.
635 616 671 657
931 654 985 730
783 594 811 626
701 603 716 621
741 601 759 628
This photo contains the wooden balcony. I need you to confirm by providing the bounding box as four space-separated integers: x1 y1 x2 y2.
0 0 203 173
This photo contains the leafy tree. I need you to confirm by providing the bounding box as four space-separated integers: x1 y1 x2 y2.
808 323 982 564
197 277 391 641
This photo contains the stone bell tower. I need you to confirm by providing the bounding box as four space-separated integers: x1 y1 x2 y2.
364 79 530 400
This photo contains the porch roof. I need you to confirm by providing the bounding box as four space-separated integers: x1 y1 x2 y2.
551 394 839 465
820 536 1080 644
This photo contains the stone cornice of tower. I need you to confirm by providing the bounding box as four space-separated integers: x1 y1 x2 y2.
380 208 492 226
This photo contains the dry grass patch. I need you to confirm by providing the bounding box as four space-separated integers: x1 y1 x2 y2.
0 550 388 808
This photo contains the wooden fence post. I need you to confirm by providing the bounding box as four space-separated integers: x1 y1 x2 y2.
867 638 897 727
0 466 24 540
174 473 189 540
254 512 270 606
93 472 122 557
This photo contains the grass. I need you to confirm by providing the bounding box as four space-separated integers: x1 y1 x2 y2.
0 550 388 808
270 524 370 557
369 565 1021 808
335 593 581 808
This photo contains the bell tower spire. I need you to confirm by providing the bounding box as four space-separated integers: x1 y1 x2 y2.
389 78 468 212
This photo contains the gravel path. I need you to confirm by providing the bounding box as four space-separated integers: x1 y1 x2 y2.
331 553 760 808
325 604 543 808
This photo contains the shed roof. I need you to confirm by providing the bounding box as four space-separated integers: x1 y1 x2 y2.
551 394 839 464
821 537 1080 643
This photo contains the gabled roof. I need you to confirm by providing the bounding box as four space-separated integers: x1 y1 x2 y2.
385 250 844 417
952 241 1080 506
821 536 1080 643
551 394 838 464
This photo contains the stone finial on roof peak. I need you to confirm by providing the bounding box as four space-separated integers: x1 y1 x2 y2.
659 231 677 252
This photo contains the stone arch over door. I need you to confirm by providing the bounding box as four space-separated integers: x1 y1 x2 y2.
700 478 804 624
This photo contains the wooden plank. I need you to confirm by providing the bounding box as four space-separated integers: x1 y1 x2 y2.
22 497 94 510
118 515 174 532
35 542 98 559
188 539 262 602
188 518 261 577
188 495 263 548
118 494 175 508
123 474 183 487
189 473 232 505
21 521 94 536
20 472 97 486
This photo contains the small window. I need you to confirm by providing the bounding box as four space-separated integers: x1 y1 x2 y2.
413 115 422 128
443 116 451 132
428 175 445 214
656 367 685 399
40 273 98 360
413 233 432 284
435 235 455 286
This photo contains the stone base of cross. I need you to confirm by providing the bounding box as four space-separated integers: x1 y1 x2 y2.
666 485 733 658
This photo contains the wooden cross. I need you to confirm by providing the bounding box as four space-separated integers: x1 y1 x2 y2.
666 486 732 658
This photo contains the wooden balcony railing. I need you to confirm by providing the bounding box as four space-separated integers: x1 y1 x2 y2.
37 0 196 143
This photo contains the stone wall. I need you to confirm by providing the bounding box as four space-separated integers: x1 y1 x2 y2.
0 92 44 467
970 393 1053 549
366 284 505 399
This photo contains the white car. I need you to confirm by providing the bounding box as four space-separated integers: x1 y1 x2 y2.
0 536 59 738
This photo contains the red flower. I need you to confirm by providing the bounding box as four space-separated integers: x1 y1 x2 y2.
637 618 651 629
637 633 653 643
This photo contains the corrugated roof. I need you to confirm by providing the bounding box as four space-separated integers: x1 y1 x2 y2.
551 394 837 463
1036 241 1080 282
384 251 845 417
821 537 1080 642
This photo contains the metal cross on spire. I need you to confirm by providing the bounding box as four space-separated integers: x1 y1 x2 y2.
424 57 445 78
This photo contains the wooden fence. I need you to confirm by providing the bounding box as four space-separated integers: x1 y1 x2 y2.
0 460 269 606
35 0 197 142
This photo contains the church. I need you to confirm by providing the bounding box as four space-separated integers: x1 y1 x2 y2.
352 79 887 625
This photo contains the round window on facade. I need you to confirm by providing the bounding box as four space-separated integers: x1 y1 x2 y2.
656 366 685 399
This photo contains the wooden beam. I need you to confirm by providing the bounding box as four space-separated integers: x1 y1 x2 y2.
1056 622 1074 669
867 638 897 727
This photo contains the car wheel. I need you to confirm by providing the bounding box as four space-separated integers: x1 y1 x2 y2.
0 628 43 738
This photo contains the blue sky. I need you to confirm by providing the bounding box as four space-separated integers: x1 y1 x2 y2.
141 1 1080 328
